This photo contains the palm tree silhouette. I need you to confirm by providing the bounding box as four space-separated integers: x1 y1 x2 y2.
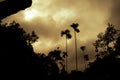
61 29 72 71
80 46 89 69
71 23 80 71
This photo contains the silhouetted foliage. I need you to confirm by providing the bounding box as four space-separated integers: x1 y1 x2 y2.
61 29 72 71
84 23 120 80
59 23 120 80
70 23 80 33
61 29 72 39
85 55 120 80
1 18 120 80
93 23 120 58
68 70 85 80
80 46 89 70
84 54 89 61
0 21 62 80
0 21 70 80
115 37 120 55
70 23 80 71
80 46 86 51
0 21 38 61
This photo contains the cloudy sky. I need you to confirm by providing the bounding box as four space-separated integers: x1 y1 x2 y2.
2 0 120 71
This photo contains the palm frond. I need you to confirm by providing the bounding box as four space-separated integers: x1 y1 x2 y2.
80 46 86 51
61 31 65 37
67 34 72 39
75 29 80 33
70 23 79 30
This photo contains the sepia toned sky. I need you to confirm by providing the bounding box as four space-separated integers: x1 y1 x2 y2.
2 0 120 71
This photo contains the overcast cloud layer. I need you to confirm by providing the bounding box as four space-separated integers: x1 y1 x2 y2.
2 0 120 71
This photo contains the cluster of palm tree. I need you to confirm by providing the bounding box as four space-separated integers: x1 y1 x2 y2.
61 23 89 71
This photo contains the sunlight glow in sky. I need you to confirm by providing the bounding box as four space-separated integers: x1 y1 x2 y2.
24 9 38 21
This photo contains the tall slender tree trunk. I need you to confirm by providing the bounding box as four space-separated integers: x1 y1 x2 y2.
66 36 68 71
74 30 78 71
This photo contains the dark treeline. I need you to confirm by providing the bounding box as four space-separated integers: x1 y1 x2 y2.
0 1 120 79
0 21 66 80
0 21 120 80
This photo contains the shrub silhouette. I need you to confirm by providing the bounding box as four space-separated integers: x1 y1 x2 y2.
0 21 67 79
0 21 38 64
0 21 59 79
84 23 120 80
